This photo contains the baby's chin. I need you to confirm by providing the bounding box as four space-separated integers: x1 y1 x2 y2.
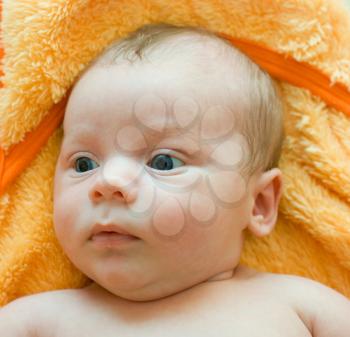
89 268 238 303
84 274 167 302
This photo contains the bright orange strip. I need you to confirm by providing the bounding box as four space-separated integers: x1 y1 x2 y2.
220 33 350 117
1 31 350 197
0 97 66 196
0 149 4 191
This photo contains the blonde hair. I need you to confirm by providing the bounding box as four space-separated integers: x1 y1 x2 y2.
85 23 284 178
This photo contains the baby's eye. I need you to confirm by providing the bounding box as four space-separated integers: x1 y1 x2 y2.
147 154 184 171
74 157 99 173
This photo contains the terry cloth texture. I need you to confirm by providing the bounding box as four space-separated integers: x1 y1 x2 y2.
1 0 350 306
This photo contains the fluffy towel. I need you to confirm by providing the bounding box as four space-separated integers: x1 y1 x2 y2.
1 0 350 306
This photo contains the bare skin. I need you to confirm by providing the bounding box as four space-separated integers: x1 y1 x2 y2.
19 265 312 337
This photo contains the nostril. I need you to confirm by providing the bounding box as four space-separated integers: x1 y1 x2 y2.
91 189 124 201
113 191 123 198
93 191 103 199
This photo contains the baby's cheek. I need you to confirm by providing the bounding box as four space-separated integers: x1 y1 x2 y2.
148 172 201 238
150 182 217 238
53 190 79 241
152 195 186 237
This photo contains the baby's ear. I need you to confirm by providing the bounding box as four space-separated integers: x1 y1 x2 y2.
247 168 283 237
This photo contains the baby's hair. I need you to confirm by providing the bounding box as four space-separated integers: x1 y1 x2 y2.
84 22 284 178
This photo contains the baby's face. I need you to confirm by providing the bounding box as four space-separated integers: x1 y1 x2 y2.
54 49 256 301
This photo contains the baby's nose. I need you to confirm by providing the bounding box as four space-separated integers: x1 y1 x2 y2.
89 157 140 204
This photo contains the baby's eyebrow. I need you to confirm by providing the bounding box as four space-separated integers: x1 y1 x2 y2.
142 121 197 138
62 130 94 144
142 124 202 155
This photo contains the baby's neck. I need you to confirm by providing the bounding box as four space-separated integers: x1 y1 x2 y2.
85 264 256 305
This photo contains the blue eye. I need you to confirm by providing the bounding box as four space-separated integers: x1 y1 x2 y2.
75 157 99 173
148 154 184 171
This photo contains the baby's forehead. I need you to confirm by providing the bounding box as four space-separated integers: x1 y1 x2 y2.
64 34 250 134
95 31 249 87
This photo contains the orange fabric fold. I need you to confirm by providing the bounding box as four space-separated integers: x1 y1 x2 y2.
1 32 350 197
220 33 350 117
0 98 66 196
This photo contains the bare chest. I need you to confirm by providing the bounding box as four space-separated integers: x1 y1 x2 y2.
56 319 310 337
50 293 311 337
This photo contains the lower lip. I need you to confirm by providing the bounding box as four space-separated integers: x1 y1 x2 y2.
90 232 140 248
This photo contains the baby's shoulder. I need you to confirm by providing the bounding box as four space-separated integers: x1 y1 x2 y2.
250 270 350 335
250 271 326 310
0 288 84 337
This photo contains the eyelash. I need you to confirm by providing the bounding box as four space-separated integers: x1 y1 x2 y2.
72 152 185 173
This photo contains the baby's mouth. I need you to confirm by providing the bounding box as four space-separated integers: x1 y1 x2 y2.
91 231 139 243
90 223 140 243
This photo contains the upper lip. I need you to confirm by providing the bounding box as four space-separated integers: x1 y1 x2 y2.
91 223 138 238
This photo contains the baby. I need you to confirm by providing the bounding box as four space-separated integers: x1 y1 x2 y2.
1 23 350 337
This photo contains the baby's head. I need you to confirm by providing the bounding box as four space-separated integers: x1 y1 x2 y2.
53 23 284 301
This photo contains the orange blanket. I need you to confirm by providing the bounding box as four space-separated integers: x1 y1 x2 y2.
1 0 350 305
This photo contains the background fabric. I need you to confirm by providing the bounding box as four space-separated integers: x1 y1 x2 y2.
1 0 350 306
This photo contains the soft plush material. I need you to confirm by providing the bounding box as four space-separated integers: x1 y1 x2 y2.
1 0 350 306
